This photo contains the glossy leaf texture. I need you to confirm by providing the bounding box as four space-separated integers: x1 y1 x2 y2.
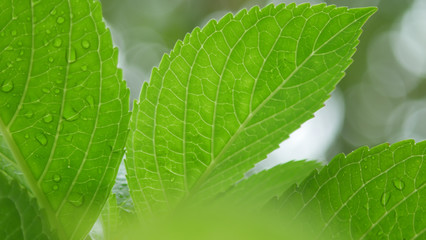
126 3 376 219
216 160 320 209
0 170 55 240
0 0 130 239
275 140 426 239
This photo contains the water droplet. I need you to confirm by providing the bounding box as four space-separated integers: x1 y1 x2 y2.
46 29 51 34
50 9 57 15
363 202 369 210
7 62 13 68
16 58 23 62
20 50 24 56
393 179 405 190
53 174 61 182
52 185 59 191
24 111 33 118
171 177 175 182
81 40 90 49
1 80 14 92
67 48 77 63
56 16 65 24
35 133 48 146
54 89 60 94
25 134 30 139
63 107 79 121
42 88 50 94
17 42 22 46
0 32 4 37
11 30 17 36
43 114 53 123
48 57 54 63
56 79 63 84
85 95 95 109
65 135 73 142
53 38 62 48
380 192 390 207
377 231 383 236
80 65 87 71
68 192 84 207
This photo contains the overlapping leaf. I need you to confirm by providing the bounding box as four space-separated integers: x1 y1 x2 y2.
0 0 129 239
276 140 426 239
0 170 54 240
216 160 320 209
126 3 376 219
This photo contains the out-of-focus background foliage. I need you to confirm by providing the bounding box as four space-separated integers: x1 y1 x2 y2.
99 0 426 165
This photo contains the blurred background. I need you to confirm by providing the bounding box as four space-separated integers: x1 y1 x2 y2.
98 0 426 165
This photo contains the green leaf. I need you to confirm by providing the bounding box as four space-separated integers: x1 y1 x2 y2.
100 194 119 240
276 140 426 239
126 3 376 219
0 170 55 240
216 160 320 209
0 0 130 239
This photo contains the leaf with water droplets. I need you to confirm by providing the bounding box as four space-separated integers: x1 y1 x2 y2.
275 140 426 239
0 1 130 239
126 3 376 220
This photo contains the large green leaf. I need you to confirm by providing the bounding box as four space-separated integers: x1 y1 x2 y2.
216 160 320 209
276 140 426 239
126 3 376 219
0 170 54 240
0 0 129 239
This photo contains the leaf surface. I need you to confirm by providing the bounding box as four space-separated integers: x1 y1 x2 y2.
126 3 376 218
0 170 55 240
217 160 320 209
0 0 129 239
276 140 426 239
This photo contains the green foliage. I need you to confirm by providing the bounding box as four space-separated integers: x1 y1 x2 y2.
216 160 321 209
3 1 424 240
0 0 129 239
0 170 54 240
275 140 426 239
126 3 376 219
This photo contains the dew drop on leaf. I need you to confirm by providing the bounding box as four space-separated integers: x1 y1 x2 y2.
35 133 48 146
1 79 14 93
53 174 61 182
392 179 405 190
50 8 57 15
80 65 87 71
20 50 24 56
11 30 17 36
85 95 95 109
25 134 30 139
68 192 84 207
81 40 90 49
380 192 390 207
63 107 79 121
43 114 53 123
67 48 77 63
24 111 33 118
46 29 51 34
48 57 54 63
53 38 62 48
42 88 50 94
54 88 60 94
56 16 65 24
52 185 59 191
65 135 73 142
